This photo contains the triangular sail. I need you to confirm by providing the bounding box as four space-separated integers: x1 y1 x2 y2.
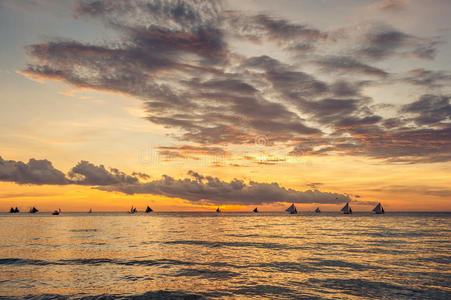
286 203 296 213
373 203 384 214
341 203 349 212
372 203 381 212
253 207 258 213
286 204 297 214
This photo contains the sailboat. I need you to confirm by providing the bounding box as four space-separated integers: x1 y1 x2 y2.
145 206 153 213
52 208 61 216
9 207 19 213
341 203 352 214
372 203 385 214
253 207 258 213
216 207 221 213
286 203 297 214
129 206 137 214
29 206 38 214
88 208 92 213
315 207 321 213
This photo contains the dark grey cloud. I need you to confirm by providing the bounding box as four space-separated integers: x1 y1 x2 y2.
335 115 382 128
401 94 451 125
68 161 139 185
227 12 327 44
0 155 355 205
0 156 68 185
297 98 366 125
357 26 440 60
131 172 151 180
402 68 451 88
100 171 352 205
315 56 389 77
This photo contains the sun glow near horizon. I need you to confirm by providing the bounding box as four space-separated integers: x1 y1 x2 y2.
0 0 450 212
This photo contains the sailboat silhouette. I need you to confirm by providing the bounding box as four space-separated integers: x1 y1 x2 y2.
372 203 385 214
341 203 352 214
286 203 297 214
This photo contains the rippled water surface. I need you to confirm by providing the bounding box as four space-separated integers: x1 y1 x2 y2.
0 212 450 299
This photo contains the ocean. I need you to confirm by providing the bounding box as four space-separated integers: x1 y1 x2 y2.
0 212 450 299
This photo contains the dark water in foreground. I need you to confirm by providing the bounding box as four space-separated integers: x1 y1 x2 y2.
0 212 450 299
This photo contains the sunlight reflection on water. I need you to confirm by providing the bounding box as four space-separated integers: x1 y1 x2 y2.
0 212 450 299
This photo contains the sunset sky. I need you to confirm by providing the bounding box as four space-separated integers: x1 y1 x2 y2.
0 0 450 212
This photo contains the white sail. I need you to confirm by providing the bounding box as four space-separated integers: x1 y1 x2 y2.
286 203 297 213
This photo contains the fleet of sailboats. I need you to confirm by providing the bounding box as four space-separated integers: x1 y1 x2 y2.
7 204 387 214
9 207 19 213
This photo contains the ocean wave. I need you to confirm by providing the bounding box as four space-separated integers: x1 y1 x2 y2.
0 290 206 299
306 278 450 299
164 240 302 250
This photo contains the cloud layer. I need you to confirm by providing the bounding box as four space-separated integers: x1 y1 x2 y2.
22 0 451 163
0 156 355 205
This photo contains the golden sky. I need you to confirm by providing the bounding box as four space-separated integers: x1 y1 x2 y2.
0 0 450 211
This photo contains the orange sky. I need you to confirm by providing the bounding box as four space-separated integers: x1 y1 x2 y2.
0 0 450 211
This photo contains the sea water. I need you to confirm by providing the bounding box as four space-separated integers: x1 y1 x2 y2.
0 212 450 299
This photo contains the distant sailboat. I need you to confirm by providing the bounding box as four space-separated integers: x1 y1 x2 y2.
286 203 297 214
129 206 137 214
372 203 385 214
88 208 92 213
253 207 258 213
315 207 321 213
52 209 61 216
29 206 38 214
9 207 19 213
216 207 221 213
145 206 153 213
341 203 352 214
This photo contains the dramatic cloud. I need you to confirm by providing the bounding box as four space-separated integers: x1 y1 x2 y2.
0 156 68 185
100 171 353 205
21 0 450 163
401 94 451 125
0 156 356 205
68 161 139 185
